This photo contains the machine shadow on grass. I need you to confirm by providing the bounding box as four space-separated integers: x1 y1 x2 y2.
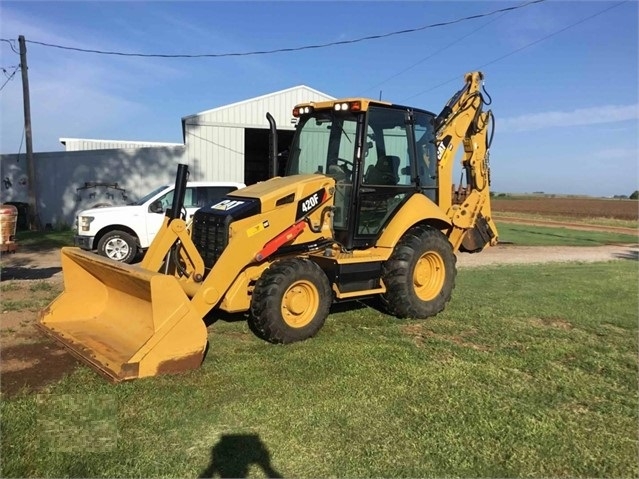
0 341 79 398
613 247 639 261
0 248 62 281
0 264 61 281
204 300 372 344
199 433 283 478
203 300 372 328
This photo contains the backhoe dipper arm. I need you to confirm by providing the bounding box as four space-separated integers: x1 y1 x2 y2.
434 71 498 252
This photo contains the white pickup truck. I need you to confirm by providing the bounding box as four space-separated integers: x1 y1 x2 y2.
74 180 245 263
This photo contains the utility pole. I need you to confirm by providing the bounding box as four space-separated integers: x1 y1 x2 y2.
18 35 40 230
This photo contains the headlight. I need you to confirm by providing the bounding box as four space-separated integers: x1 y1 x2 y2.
79 216 94 232
292 105 314 117
333 101 361 112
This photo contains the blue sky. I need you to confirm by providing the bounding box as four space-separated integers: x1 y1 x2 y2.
1 0 637 196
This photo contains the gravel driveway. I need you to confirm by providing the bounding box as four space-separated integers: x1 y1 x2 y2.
456 243 638 268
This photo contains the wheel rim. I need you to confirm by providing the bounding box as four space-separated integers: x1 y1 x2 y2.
281 280 319 328
104 238 129 261
413 251 445 301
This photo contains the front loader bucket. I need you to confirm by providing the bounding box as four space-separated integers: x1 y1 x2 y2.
38 247 208 382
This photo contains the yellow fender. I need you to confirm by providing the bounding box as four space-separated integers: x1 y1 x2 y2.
376 193 451 249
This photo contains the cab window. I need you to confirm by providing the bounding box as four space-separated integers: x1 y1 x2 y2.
362 107 412 187
414 112 437 192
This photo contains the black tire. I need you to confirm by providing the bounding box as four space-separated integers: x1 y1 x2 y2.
381 225 456 319
97 230 138 264
249 258 332 344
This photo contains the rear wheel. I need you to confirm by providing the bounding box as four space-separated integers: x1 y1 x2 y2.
249 258 331 344
97 230 138 264
381 225 456 318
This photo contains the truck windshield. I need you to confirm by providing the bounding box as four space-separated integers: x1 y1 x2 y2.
287 111 358 179
129 185 169 206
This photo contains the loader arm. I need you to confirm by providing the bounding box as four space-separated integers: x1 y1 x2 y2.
434 71 498 252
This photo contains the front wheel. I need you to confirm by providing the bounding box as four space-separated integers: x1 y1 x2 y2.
97 230 138 264
381 225 456 319
249 258 332 344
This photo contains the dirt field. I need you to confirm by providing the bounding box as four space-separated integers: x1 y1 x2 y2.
493 215 638 236
1 237 638 398
492 196 638 221
1 246 70 397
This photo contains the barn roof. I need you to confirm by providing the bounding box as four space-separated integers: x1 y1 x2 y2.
182 85 334 121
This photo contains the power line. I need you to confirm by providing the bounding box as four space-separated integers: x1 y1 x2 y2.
2 65 20 76
1 0 546 59
401 0 630 102
365 10 510 96
0 65 19 92
1 38 19 54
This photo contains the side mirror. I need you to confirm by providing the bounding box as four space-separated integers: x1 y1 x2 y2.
149 200 164 214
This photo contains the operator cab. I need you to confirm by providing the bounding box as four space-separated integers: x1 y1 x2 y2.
286 99 438 250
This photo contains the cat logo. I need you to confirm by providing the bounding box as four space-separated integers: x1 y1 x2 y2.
437 135 452 161
211 199 245 211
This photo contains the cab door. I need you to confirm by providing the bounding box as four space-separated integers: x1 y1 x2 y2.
353 106 416 246
351 107 437 247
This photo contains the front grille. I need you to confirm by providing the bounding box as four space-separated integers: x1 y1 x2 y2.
191 211 230 273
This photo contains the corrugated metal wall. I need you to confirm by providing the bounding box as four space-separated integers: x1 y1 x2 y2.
62 139 183 151
1 146 186 226
184 125 245 182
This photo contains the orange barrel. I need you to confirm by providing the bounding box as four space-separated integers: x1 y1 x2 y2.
0 204 18 244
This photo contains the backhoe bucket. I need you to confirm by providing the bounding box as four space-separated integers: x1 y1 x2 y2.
38 247 208 382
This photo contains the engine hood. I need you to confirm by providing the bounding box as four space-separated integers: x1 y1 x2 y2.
76 204 145 217
227 174 335 214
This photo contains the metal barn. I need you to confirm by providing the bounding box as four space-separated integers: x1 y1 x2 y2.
181 85 334 185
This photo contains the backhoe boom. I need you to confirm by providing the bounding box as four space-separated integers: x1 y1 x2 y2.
435 71 498 252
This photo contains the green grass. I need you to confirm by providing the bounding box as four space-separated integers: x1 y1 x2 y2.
497 222 637 246
0 282 21 292
28 281 55 293
15 230 74 249
1 298 57 312
0 282 60 312
2 261 637 478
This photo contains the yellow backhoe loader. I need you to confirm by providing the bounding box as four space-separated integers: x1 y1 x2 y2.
39 71 498 381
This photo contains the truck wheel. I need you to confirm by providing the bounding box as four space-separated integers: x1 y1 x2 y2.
97 230 138 264
381 225 456 319
249 258 331 344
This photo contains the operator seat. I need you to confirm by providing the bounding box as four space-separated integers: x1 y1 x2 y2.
364 155 400 185
360 155 401 234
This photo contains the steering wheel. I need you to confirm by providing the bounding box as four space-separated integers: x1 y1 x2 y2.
327 158 354 182
334 157 353 170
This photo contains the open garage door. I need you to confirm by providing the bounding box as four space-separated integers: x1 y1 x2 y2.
244 128 295 185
